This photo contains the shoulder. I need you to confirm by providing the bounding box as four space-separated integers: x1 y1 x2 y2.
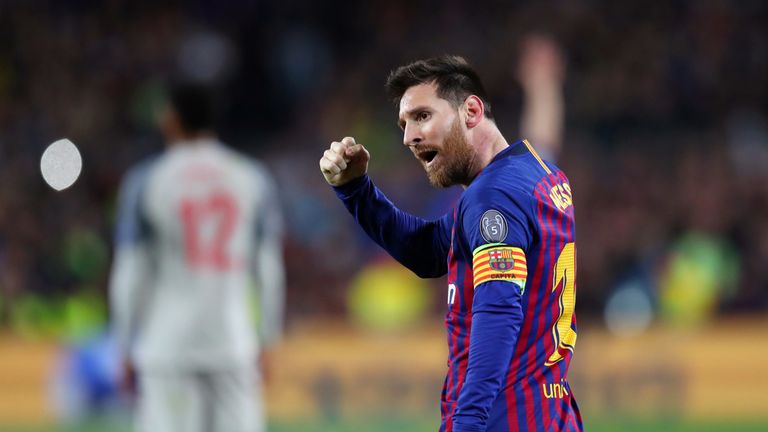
466 148 573 211
220 147 280 202
530 162 573 208
114 156 162 242
458 182 534 247
246 157 276 184
456 157 554 250
244 157 279 196
215 144 275 182
120 154 162 196
460 168 535 218
125 154 161 179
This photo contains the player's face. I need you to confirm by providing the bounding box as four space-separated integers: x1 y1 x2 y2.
398 83 475 188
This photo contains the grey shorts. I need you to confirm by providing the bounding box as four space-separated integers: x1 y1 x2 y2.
136 368 264 432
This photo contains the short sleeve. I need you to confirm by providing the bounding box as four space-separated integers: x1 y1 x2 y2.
459 186 533 291
114 161 155 247
250 161 284 241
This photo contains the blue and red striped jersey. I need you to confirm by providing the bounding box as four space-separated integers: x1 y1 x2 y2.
333 139 582 432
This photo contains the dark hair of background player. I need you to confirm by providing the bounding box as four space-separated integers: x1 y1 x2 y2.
168 82 217 133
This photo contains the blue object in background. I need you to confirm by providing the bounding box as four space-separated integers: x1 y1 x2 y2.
49 330 126 423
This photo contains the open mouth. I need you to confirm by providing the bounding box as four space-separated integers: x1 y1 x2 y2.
418 150 439 165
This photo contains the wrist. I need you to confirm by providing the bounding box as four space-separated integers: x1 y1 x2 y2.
452 413 486 432
332 174 369 198
451 422 484 432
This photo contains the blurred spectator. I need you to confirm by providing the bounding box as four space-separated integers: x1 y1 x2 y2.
517 33 566 161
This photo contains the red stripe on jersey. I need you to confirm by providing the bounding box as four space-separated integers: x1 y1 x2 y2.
443 210 458 431
554 401 564 431
454 258 474 426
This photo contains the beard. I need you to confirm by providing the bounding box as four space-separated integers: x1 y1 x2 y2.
424 118 475 188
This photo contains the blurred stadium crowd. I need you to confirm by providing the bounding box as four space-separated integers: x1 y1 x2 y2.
1 0 767 339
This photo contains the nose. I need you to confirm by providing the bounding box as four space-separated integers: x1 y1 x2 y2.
403 122 422 147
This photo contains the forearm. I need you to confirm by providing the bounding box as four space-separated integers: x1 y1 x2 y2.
256 236 285 347
109 246 152 355
453 284 524 430
520 86 563 161
334 175 448 278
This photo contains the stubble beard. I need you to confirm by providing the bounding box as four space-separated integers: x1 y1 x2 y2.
425 119 475 188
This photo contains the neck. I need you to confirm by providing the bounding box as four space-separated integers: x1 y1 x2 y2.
167 131 216 147
464 121 508 187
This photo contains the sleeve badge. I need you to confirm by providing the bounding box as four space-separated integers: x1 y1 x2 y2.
480 209 508 243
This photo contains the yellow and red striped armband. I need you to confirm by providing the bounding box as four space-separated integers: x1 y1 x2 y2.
472 243 527 291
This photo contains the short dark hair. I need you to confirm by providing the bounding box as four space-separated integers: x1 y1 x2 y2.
167 82 216 132
385 55 493 120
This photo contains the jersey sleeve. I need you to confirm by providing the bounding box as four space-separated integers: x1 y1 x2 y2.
463 186 532 293
452 186 533 431
333 174 452 278
113 162 154 247
109 161 156 356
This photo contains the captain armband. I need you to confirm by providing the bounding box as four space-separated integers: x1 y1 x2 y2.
472 244 527 292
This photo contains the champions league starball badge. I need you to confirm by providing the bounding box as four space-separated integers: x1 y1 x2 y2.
480 209 508 243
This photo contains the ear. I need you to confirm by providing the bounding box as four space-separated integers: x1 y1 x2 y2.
463 95 485 129
158 105 182 142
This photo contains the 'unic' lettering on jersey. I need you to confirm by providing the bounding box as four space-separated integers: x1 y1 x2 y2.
542 379 571 399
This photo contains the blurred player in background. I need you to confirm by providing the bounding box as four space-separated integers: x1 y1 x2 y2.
517 34 566 162
320 56 581 431
109 83 285 432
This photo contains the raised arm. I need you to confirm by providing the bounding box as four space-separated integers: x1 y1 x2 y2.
321 137 451 278
518 33 565 162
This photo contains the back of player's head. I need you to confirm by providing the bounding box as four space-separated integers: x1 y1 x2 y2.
385 55 493 120
167 82 216 133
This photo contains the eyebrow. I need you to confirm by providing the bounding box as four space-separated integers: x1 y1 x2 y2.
397 105 431 126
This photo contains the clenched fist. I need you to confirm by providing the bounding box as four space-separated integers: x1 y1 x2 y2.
319 136 370 186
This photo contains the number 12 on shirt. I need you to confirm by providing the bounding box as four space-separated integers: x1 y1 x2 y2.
179 191 239 271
